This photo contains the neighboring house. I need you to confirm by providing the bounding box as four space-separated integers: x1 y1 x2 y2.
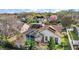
34 16 47 23
67 28 74 31
73 40 79 50
75 27 79 37
30 23 45 29
26 29 43 42
73 40 79 46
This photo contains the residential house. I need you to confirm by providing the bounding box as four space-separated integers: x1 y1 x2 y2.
26 24 62 44
75 27 79 37
39 26 61 44
26 29 43 42
30 23 45 29
72 40 79 49
73 40 79 46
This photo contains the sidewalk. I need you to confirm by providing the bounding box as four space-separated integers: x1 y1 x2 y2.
67 29 74 50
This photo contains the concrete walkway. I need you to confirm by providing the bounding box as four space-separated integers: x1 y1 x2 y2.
67 29 74 50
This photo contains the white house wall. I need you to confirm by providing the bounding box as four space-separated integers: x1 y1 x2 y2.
40 29 61 44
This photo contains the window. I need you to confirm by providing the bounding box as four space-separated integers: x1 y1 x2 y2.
45 36 48 41
55 37 58 44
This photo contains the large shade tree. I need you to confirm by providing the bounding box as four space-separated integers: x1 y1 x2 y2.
61 16 76 27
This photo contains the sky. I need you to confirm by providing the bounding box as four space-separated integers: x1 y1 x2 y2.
0 9 29 13
0 0 78 13
0 9 62 13
0 0 79 9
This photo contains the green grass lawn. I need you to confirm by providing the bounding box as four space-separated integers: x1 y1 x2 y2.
55 45 64 50
55 36 71 50
69 31 79 40
61 36 71 50
76 24 79 27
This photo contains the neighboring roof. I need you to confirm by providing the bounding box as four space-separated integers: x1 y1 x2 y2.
26 29 39 38
75 27 79 33
34 16 45 18
20 24 30 33
51 24 62 33
30 23 45 29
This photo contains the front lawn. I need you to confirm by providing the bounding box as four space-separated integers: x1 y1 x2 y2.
55 36 71 50
48 35 71 50
55 45 64 50
69 31 79 40
61 36 71 50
